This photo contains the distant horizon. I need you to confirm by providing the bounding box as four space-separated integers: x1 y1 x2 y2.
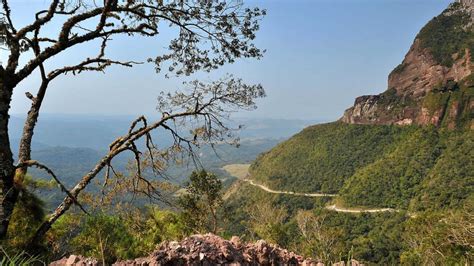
5 0 452 120
10 112 329 123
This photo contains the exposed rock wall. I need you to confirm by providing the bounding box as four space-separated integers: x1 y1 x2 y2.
387 41 471 98
341 0 474 129
458 0 474 20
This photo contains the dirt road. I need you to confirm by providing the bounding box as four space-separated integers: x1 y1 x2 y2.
223 164 399 214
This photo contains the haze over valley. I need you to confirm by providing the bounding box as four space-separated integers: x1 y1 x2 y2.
0 0 472 265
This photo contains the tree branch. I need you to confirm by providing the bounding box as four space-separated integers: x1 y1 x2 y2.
16 160 89 215
15 0 60 39
1 0 16 34
32 76 264 242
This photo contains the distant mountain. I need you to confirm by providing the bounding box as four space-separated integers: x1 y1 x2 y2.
232 118 321 139
11 114 305 207
9 114 318 151
27 138 281 209
9 114 313 185
342 0 473 129
9 114 136 150
27 146 111 209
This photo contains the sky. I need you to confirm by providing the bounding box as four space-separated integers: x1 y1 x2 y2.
3 0 452 121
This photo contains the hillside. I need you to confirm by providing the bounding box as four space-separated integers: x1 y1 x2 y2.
249 122 473 211
340 129 473 210
223 2 474 264
250 123 414 193
248 0 474 211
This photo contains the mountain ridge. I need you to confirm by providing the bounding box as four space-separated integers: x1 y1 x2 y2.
342 0 474 129
247 0 474 212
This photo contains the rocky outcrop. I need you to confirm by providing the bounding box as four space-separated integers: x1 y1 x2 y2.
387 41 471 98
50 255 99 266
129 234 307 265
342 0 474 129
459 0 474 20
50 234 364 266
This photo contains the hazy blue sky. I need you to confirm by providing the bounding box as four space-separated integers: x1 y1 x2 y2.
4 0 452 120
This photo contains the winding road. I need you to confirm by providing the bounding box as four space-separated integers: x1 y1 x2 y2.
325 204 397 213
244 179 337 197
223 164 399 214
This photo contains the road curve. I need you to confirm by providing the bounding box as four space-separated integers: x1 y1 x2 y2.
325 204 397 213
242 180 397 213
223 164 398 214
243 179 337 197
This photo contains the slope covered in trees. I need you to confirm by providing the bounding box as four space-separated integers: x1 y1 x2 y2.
222 180 473 265
250 0 474 211
250 123 415 193
250 122 473 211
341 127 473 210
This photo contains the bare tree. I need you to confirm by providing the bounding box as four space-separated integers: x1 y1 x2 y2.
0 0 265 242
296 210 342 263
402 208 474 264
245 200 288 245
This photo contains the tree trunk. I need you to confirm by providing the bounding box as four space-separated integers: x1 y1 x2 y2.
210 207 218 234
16 80 49 184
0 72 17 239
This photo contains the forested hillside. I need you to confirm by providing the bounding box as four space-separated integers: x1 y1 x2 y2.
249 122 473 211
250 0 474 211
250 123 414 193
341 128 473 210
224 2 474 264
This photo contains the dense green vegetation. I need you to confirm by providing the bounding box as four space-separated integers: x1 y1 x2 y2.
400 207 473 265
5 123 471 265
48 208 191 264
416 2 474 67
340 128 473 210
250 122 415 193
340 127 442 208
222 179 473 265
250 122 473 211
451 75 474 128
411 130 474 211
421 78 474 130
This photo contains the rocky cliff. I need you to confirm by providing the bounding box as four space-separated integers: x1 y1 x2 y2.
342 0 474 129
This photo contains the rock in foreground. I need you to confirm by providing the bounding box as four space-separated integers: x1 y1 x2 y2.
50 233 364 265
118 233 308 265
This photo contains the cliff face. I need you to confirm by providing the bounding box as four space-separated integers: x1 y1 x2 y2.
342 0 474 129
387 40 471 98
